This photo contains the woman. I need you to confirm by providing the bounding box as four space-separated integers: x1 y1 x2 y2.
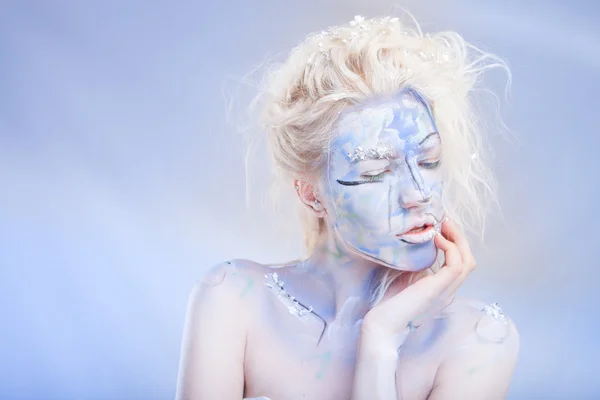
176 14 519 400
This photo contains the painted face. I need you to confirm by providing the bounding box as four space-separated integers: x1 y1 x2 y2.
321 89 445 271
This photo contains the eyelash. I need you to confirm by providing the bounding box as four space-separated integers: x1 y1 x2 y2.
362 171 388 181
336 171 389 186
336 161 440 186
363 161 440 178
420 160 441 169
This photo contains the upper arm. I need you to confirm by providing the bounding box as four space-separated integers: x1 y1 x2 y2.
427 305 520 400
175 261 254 400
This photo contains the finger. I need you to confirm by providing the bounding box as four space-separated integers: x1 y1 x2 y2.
441 220 476 267
435 231 471 300
408 266 461 295
434 233 462 266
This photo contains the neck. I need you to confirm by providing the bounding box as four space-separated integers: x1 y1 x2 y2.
303 229 385 320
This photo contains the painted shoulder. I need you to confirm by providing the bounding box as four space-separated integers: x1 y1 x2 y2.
195 259 286 301
405 297 518 356
426 298 520 398
444 297 517 331
440 297 519 355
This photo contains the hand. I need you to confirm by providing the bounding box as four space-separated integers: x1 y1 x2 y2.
360 219 477 344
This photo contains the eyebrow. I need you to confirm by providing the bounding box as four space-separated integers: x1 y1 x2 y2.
346 132 440 163
418 132 440 146
347 145 394 163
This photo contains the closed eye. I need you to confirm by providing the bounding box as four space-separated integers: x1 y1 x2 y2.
360 170 389 179
336 169 390 186
419 160 441 169
360 168 394 182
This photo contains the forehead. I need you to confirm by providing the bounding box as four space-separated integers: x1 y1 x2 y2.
332 90 436 153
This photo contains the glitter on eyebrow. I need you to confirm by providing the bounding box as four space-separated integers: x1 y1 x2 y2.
348 145 394 163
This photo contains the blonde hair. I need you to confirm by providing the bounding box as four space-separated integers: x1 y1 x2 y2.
249 13 509 305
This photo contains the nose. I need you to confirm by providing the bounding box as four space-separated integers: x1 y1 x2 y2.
397 157 432 209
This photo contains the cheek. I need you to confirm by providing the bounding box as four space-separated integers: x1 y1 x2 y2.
428 174 444 197
331 186 391 227
416 166 443 192
432 182 443 197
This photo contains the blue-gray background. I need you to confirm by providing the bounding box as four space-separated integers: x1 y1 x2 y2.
2 0 599 399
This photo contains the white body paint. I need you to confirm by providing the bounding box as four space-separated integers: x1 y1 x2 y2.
321 90 445 272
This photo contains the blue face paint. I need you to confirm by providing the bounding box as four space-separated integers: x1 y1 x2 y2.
322 89 445 271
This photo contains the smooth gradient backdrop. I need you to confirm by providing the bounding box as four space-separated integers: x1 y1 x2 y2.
2 0 599 399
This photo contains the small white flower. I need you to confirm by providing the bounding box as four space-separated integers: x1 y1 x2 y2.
350 15 365 26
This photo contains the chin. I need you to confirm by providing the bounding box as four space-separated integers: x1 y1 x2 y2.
349 239 439 272
386 240 439 271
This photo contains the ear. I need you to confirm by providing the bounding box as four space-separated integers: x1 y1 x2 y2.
294 179 327 217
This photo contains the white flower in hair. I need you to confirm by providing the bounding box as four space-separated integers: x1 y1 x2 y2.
349 15 365 26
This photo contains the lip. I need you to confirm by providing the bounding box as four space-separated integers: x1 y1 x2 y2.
396 222 440 244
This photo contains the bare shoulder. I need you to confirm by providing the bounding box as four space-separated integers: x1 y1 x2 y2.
190 259 275 309
176 259 277 399
426 297 520 399
402 297 518 359
182 258 277 349
441 297 519 347
196 259 266 287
